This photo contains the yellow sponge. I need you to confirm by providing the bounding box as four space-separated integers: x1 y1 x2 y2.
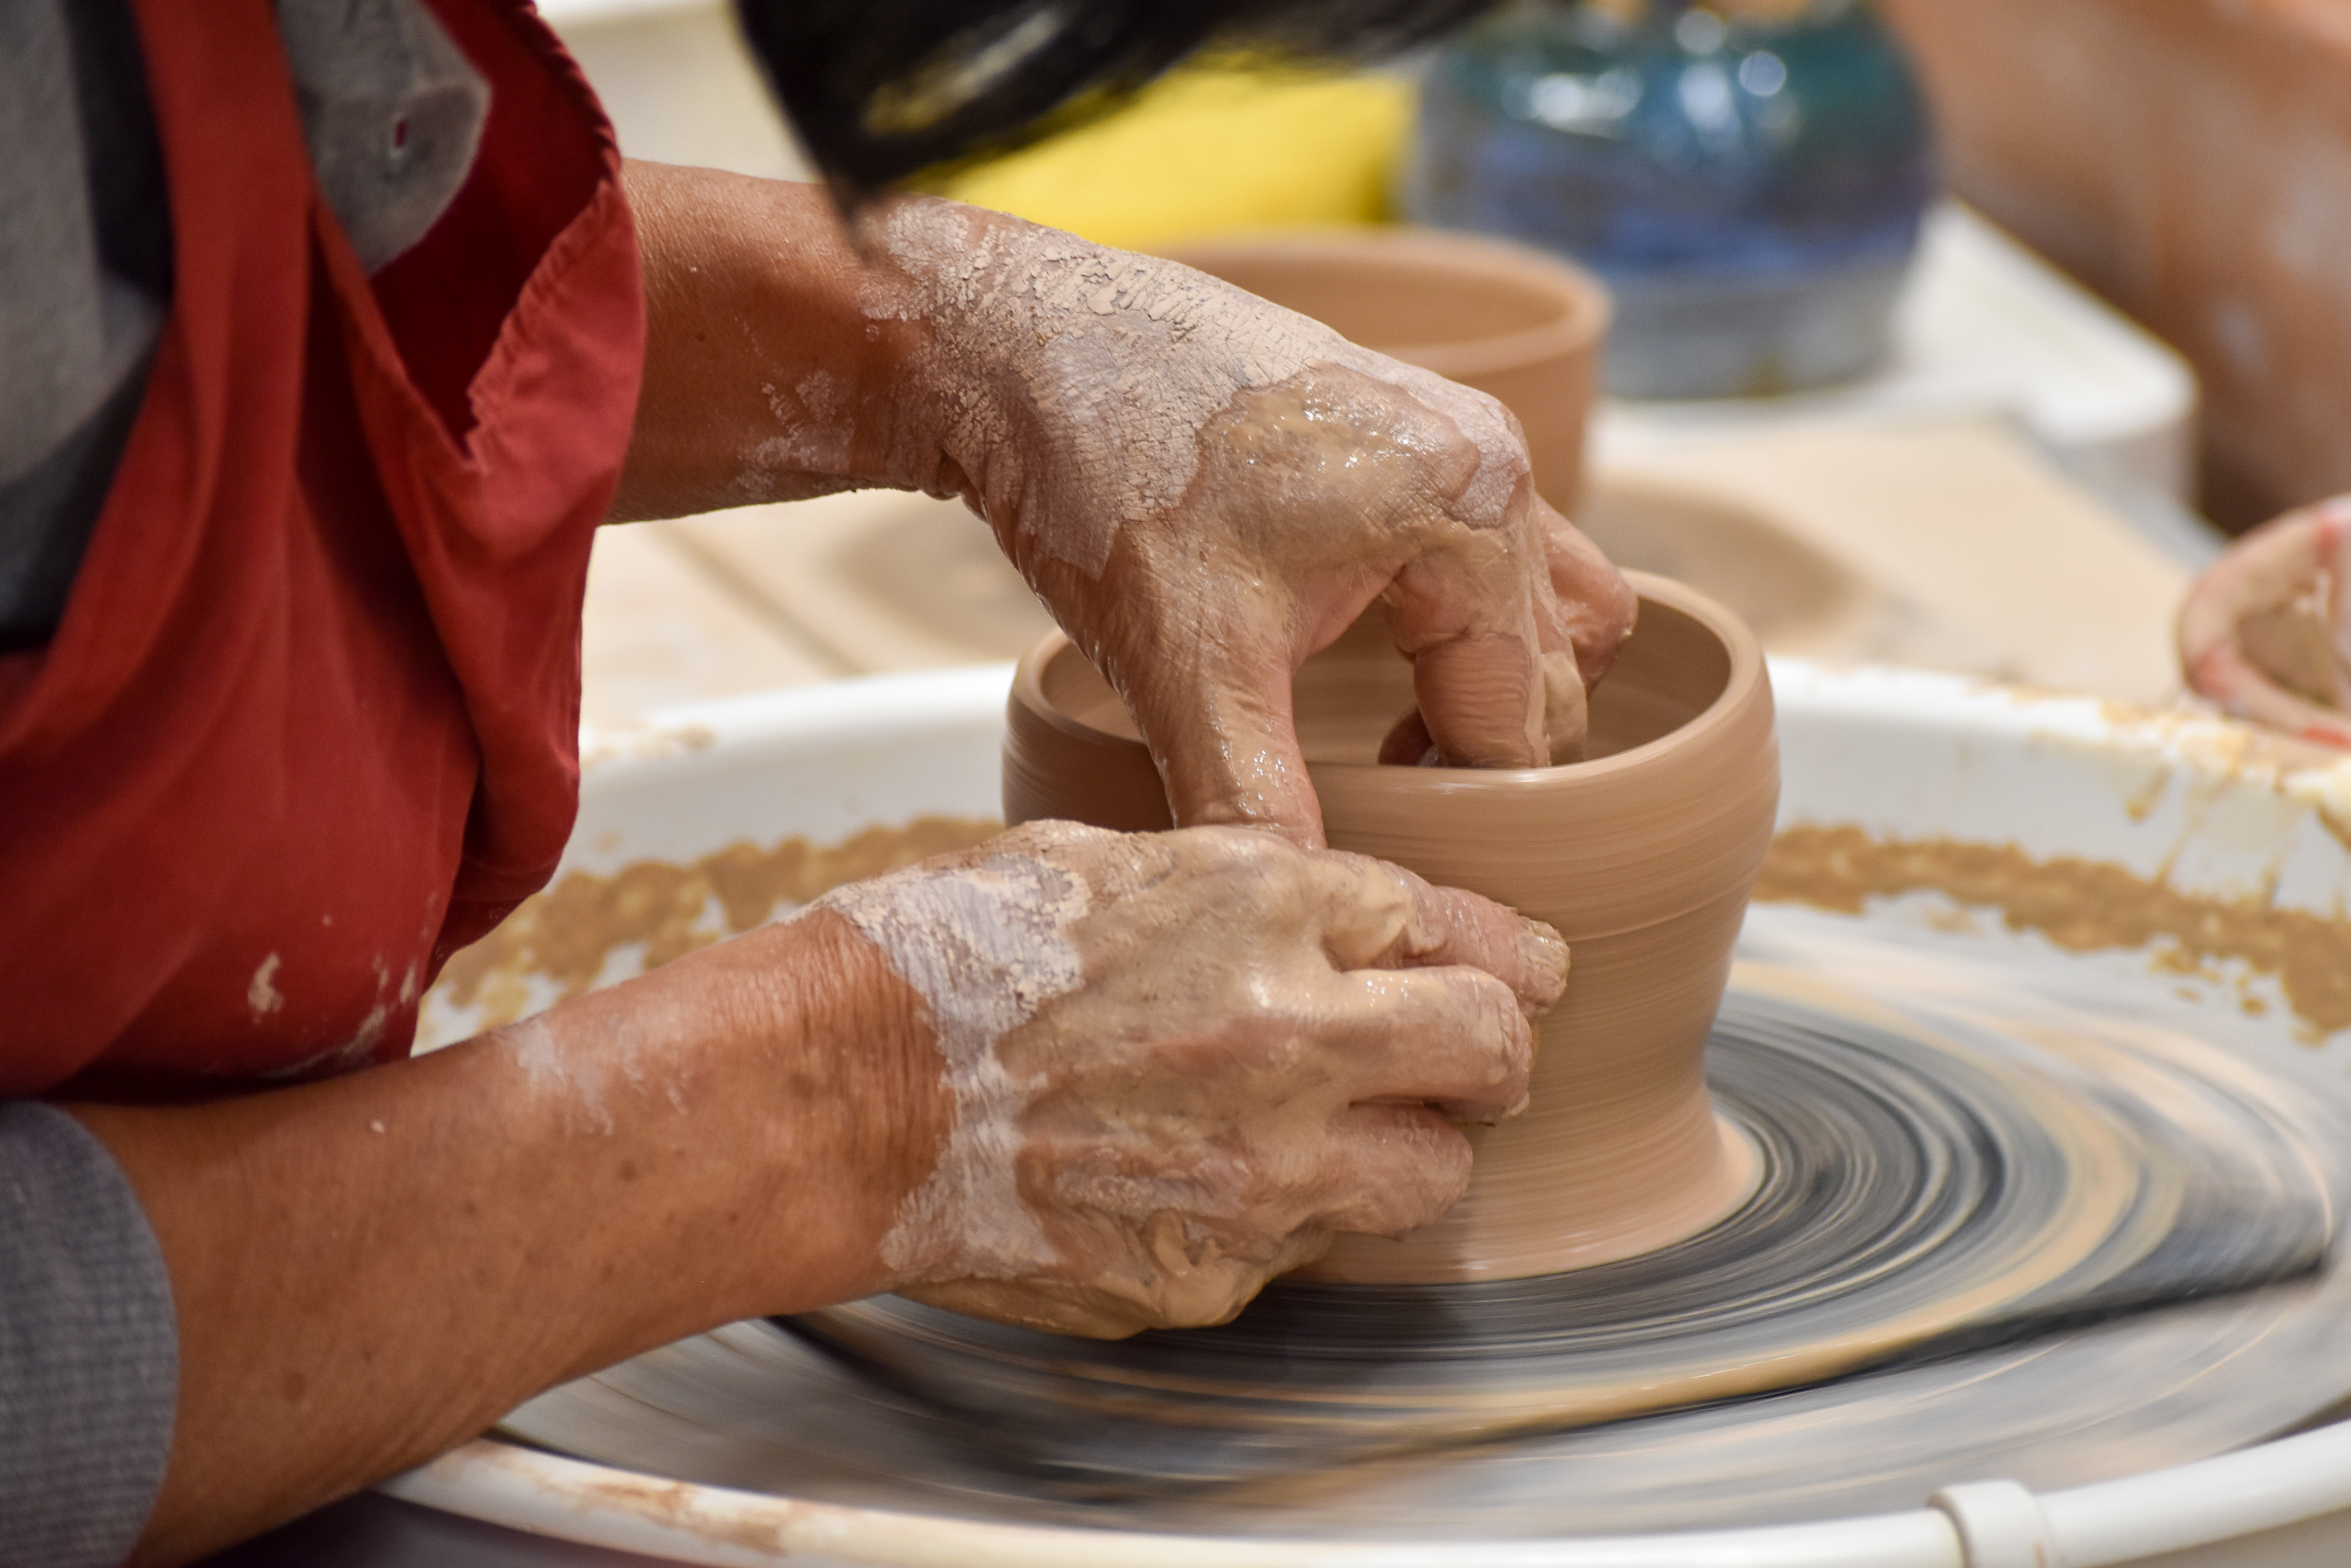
926 63 1418 250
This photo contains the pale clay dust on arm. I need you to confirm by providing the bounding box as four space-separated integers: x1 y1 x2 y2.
813 846 1081 1281
494 1007 691 1138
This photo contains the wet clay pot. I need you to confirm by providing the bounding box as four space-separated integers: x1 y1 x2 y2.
1002 572 1779 1282
1161 228 1610 510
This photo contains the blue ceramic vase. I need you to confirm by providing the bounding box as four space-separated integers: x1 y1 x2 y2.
1402 0 1936 398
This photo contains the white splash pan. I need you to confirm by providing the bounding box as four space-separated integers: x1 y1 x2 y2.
390 659 2351 1568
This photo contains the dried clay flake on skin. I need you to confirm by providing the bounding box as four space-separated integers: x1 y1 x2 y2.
815 845 1089 1278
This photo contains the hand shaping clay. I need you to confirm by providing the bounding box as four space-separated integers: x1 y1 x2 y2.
2180 493 2351 749
847 198 1624 828
1005 572 1779 1281
811 818 1561 1335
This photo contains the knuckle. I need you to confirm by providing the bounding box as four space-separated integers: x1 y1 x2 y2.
1347 1129 1474 1235
1181 823 1298 874
1480 431 1534 484
1499 1011 1536 1092
1487 978 1538 1055
1427 964 1515 1024
1447 978 1537 1089
1321 849 1418 917
1252 1017 1325 1082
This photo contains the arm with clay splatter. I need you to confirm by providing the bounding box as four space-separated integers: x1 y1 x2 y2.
68 819 1560 1559
612 163 1635 843
70 909 947 1565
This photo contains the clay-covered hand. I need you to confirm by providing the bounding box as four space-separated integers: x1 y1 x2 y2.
868 200 1638 845
813 819 1568 1337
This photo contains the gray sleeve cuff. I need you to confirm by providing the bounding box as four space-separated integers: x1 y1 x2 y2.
0 1101 178 1568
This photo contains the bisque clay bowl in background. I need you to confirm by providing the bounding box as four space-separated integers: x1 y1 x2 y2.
2181 493 2351 750
1161 228 1612 509
1003 572 1780 1284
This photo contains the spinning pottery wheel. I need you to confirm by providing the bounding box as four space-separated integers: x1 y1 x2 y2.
397 651 2351 1565
779 575 2333 1492
497 924 2351 1537
784 971 2332 1492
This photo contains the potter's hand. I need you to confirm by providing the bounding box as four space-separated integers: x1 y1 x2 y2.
814 819 1567 1337
872 200 1637 846
615 171 1629 835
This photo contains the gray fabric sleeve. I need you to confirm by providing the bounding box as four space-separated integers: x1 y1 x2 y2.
277 0 492 274
0 1102 179 1568
0 0 162 490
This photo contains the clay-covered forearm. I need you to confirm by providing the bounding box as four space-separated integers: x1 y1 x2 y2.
72 911 942 1566
609 162 947 521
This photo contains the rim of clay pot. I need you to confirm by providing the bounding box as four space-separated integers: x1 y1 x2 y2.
1015 569 1764 784
2179 493 2351 749
1010 571 1773 933
1162 227 1612 383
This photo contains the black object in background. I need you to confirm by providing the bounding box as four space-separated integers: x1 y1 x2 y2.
735 0 1502 196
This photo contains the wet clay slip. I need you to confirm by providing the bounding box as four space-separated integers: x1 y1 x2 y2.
1161 229 1610 509
1003 572 1779 1281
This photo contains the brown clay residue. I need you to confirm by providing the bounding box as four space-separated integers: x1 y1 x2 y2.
1758 825 2351 1035
435 816 1002 1027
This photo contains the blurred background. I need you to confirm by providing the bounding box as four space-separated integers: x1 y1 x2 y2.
546 0 2351 745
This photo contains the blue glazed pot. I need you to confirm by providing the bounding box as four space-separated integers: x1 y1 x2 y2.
1402 0 1936 398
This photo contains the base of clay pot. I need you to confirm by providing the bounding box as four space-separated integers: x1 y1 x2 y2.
1298 1114 1761 1284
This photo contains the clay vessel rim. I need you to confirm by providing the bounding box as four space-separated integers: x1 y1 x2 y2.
1015 571 1766 789
1161 228 1612 380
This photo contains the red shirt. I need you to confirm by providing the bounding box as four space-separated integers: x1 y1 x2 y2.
0 0 645 1096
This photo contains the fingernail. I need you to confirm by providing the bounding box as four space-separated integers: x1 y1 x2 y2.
1518 920 1570 1003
